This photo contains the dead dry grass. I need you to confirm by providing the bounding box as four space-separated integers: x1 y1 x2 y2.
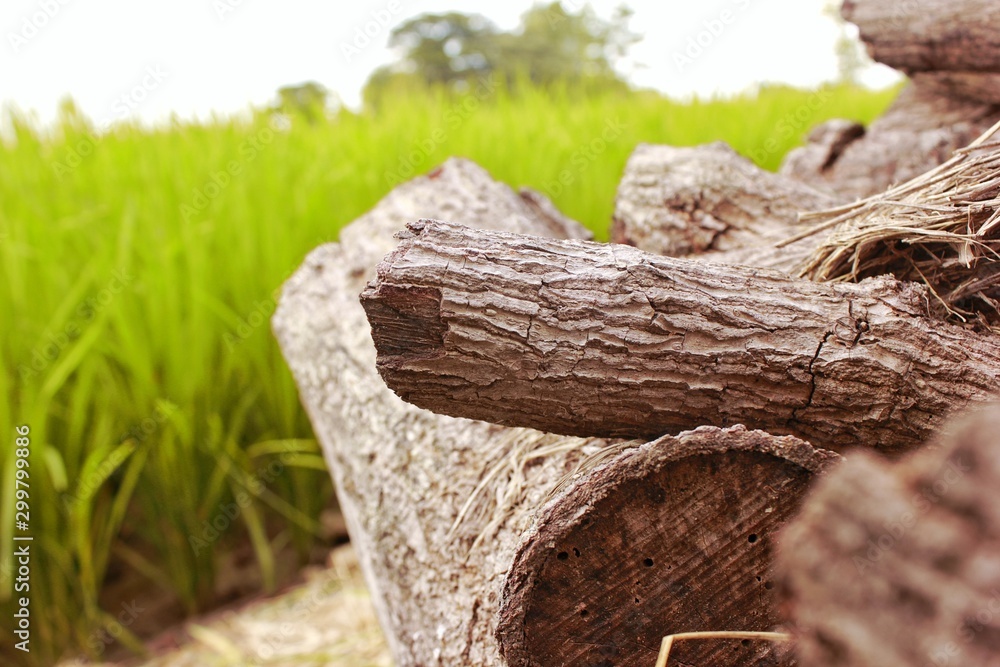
784 118 1000 328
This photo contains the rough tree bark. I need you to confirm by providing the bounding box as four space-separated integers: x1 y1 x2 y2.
781 84 1000 200
776 403 1000 667
777 119 865 193
362 220 1000 455
274 159 829 667
610 142 836 269
273 158 598 666
843 0 1000 74
781 0 1000 199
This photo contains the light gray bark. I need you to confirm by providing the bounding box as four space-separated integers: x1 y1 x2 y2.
362 220 1000 455
273 158 600 666
777 403 1000 667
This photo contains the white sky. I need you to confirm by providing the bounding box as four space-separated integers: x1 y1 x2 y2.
0 0 900 128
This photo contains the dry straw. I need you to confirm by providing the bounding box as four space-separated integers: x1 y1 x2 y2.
781 118 1000 329
654 631 791 667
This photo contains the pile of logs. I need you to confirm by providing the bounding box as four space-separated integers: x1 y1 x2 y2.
782 0 1000 200
272 2 1000 665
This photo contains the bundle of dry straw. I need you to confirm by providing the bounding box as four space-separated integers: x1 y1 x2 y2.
782 119 1000 329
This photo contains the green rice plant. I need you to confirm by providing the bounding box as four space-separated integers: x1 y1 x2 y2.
0 81 897 665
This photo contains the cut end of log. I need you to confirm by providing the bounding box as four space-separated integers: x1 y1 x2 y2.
361 283 446 362
497 425 841 667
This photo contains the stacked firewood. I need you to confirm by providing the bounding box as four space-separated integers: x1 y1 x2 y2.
273 2 1000 665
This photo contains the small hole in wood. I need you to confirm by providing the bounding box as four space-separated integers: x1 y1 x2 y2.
573 548 581 557
643 558 654 567
557 551 569 561
580 609 589 618
741 639 751 647
634 597 640 604
748 533 758 543
764 581 774 590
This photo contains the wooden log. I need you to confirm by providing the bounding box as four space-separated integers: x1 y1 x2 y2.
776 403 1000 667
361 220 1000 455
610 142 836 268
778 119 865 189
273 158 602 666
276 159 827 667
915 71 1000 107
843 0 1000 75
497 425 840 667
780 84 1000 200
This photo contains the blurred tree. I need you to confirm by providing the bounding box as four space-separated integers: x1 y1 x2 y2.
363 2 639 104
386 12 500 84
823 1 874 85
275 81 331 123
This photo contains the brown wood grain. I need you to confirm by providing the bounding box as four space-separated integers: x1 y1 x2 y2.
362 219 1000 454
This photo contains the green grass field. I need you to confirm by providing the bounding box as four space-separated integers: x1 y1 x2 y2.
0 81 898 664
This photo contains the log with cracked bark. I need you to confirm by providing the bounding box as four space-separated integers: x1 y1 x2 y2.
274 158 831 667
361 220 1000 455
609 142 837 268
843 0 1000 74
776 403 1000 667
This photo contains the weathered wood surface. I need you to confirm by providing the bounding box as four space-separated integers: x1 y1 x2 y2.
777 119 864 193
783 0 1000 198
275 159 836 667
843 0 1000 75
362 220 1000 455
611 142 836 269
916 71 1000 107
273 158 603 666
781 84 1000 200
498 425 839 667
777 404 1000 667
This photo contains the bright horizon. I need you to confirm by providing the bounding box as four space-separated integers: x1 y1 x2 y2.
1 0 901 129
